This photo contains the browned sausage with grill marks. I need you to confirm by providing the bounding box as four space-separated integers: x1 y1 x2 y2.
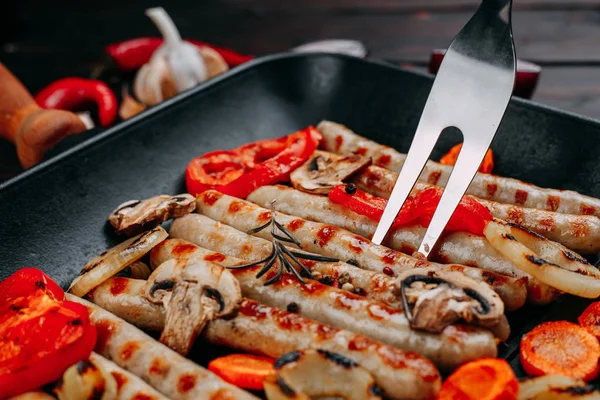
89 278 442 400
318 120 600 218
66 294 258 400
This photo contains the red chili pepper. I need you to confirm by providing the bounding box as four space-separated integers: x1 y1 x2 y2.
329 185 492 236
186 127 322 199
0 269 97 398
35 77 118 127
105 37 254 71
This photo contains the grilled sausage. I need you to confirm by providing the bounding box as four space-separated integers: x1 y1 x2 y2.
318 120 600 217
89 279 442 400
152 236 403 310
351 163 600 254
54 352 169 400
248 184 551 306
196 190 528 309
65 294 258 400
161 223 497 368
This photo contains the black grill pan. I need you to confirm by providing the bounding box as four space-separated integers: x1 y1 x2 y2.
2 53 600 377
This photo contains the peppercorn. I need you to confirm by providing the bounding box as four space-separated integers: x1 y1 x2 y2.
353 287 367 296
383 266 395 277
287 302 299 313
345 183 357 195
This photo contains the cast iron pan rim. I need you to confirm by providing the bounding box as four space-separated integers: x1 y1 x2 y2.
2 52 600 193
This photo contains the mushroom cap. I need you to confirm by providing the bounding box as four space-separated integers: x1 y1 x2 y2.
397 267 509 340
109 194 195 237
290 150 371 195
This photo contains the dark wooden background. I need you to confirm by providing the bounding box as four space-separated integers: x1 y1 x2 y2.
2 0 600 179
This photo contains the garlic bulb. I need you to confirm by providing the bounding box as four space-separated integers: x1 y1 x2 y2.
134 7 208 106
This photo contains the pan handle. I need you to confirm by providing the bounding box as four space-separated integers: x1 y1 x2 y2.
0 63 87 168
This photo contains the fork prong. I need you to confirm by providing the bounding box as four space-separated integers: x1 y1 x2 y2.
371 124 443 245
417 140 490 256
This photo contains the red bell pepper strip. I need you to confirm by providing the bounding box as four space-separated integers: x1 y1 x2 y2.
186 127 322 199
35 77 118 127
329 185 492 236
0 269 97 398
208 354 275 390
105 37 254 71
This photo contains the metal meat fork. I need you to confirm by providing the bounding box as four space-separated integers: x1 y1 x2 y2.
372 0 516 256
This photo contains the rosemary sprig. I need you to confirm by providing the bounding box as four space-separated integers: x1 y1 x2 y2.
226 211 338 285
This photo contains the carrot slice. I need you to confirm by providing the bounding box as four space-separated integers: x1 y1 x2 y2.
439 358 518 400
520 321 600 381
578 302 600 339
440 143 494 174
208 354 275 390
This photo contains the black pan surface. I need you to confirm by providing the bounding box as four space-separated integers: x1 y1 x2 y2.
2 53 600 377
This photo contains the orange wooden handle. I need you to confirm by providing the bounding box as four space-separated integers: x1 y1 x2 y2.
0 63 87 168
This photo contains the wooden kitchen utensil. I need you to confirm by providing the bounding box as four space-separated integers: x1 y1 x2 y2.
0 63 87 168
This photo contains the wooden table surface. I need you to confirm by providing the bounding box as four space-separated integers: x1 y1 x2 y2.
2 0 600 180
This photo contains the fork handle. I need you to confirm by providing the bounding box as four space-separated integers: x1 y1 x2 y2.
0 63 87 168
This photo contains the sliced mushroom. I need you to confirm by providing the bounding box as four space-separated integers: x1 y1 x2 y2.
143 258 241 355
109 194 196 236
519 375 600 399
69 227 168 297
290 150 371 194
398 268 510 340
264 349 382 400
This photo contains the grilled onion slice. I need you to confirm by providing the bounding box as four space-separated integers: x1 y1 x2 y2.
69 227 168 297
518 375 599 399
484 219 600 298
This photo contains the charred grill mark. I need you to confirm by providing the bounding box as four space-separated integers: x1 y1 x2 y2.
381 249 397 265
486 183 498 197
334 135 343 151
111 371 128 392
526 255 549 265
506 206 525 225
346 259 359 266
427 171 442 185
95 320 115 353
120 341 140 361
133 395 156 400
501 233 517 241
35 280 46 290
506 221 546 239
228 200 245 214
349 236 368 254
377 154 391 167
546 195 560 211
149 357 171 377
277 376 296 397
69 318 83 326
9 304 23 312
209 389 236 400
316 226 338 246
554 385 598 395
580 204 596 216
369 383 384 397
287 219 305 231
562 250 589 264
204 253 227 263
348 336 371 351
317 349 358 368
171 242 197 258
274 351 302 368
149 280 175 296
206 288 225 312
258 211 272 223
515 189 528 205
77 359 96 374
110 277 129 295
178 373 197 393
355 147 367 156
539 216 555 232
201 191 223 206
572 218 590 238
